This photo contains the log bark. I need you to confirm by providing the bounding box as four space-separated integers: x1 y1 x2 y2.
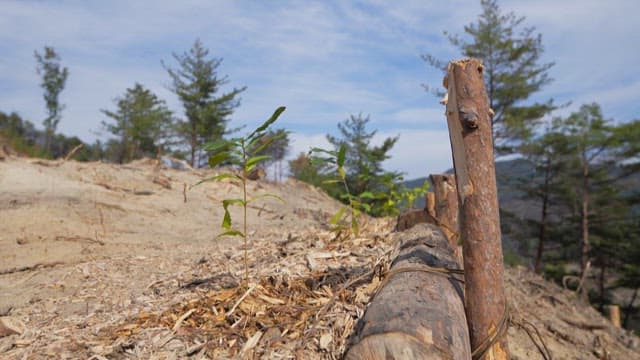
426 192 436 218
395 209 437 232
444 58 509 359
430 174 460 263
345 223 470 360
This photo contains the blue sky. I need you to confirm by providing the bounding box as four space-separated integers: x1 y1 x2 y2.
1 0 639 179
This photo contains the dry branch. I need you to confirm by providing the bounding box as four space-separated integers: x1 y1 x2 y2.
0 261 66 275
55 235 105 246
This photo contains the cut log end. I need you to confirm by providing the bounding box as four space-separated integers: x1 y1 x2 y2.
345 332 450 360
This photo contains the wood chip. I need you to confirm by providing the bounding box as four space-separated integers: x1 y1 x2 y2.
319 333 333 351
0 317 26 337
172 309 196 332
240 330 263 356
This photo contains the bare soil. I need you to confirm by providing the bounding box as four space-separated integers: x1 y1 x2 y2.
0 156 638 359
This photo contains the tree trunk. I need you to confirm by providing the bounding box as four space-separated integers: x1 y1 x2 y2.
580 194 590 277
444 58 509 359
580 153 590 278
623 287 639 328
534 159 551 274
598 264 606 311
344 223 470 360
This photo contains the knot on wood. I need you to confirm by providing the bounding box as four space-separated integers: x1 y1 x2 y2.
459 108 479 130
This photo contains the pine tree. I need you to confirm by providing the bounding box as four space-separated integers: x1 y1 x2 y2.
164 39 246 167
326 114 399 196
519 122 571 273
101 83 173 163
326 114 402 216
424 0 555 152
34 46 69 154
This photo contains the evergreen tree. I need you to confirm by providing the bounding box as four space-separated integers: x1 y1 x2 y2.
34 46 69 154
424 0 555 152
325 114 402 216
101 83 173 163
327 114 399 197
251 128 290 180
557 104 617 278
164 39 246 167
519 122 571 273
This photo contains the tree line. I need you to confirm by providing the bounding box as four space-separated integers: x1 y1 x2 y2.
422 0 640 330
1 40 280 168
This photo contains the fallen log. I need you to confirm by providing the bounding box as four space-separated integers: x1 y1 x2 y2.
344 223 470 359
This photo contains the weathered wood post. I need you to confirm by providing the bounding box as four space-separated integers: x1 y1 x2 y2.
607 305 621 328
344 223 470 359
430 174 460 263
445 58 510 359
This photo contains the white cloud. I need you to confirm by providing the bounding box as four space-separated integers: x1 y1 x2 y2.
1 0 640 178
377 129 453 180
288 133 331 159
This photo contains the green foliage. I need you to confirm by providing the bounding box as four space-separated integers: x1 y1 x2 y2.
197 106 286 283
0 111 104 161
101 83 174 163
424 0 555 152
34 46 69 153
543 263 570 284
164 39 246 167
503 249 524 267
250 128 290 180
0 111 47 157
309 144 365 237
291 114 429 227
326 114 400 199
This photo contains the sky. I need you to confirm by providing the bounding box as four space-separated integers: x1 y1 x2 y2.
1 0 639 179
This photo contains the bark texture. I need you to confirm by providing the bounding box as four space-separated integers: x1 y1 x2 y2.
345 223 470 360
445 58 509 359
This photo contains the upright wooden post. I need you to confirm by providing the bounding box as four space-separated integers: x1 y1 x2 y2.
444 58 510 359
430 174 460 263
607 305 621 328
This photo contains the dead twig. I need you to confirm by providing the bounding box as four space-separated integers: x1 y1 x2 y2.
172 309 196 332
0 261 66 275
64 144 84 161
55 235 105 246
226 283 257 317
559 315 607 330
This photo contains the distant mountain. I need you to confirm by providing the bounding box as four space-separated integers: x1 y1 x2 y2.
406 158 536 217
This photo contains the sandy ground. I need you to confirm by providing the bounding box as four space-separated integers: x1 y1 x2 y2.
0 156 638 359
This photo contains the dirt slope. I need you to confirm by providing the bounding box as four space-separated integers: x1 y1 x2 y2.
0 156 638 359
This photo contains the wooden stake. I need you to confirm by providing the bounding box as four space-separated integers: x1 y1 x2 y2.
430 174 460 263
607 305 621 328
426 192 436 218
444 58 510 359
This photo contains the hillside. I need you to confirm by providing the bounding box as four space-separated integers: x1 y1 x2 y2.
1 155 639 359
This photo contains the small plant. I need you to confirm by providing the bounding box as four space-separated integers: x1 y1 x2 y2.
310 144 431 239
310 144 371 238
378 176 429 216
196 106 286 283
